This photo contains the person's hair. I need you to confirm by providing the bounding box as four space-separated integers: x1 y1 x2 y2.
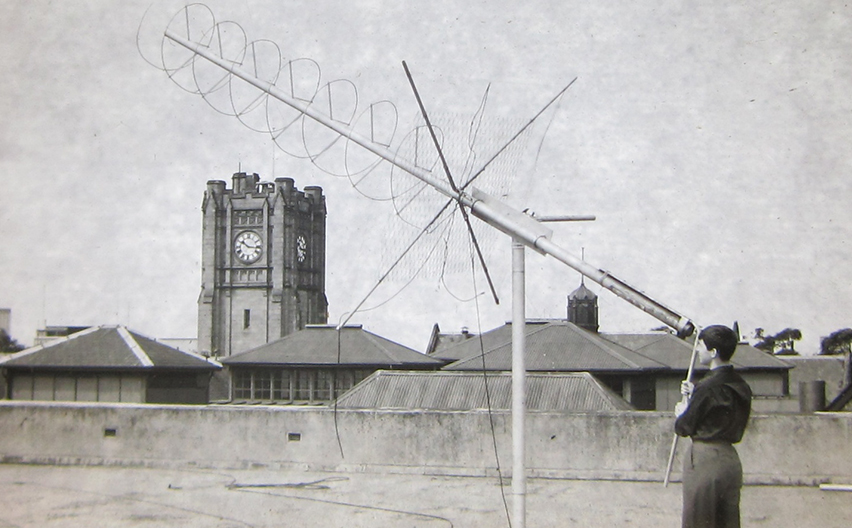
699 325 739 361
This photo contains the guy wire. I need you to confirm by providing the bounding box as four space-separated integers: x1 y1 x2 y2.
337 197 454 328
333 322 345 459
519 87 566 206
460 77 577 192
466 236 512 528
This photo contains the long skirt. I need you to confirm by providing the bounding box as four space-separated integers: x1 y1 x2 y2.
682 440 743 528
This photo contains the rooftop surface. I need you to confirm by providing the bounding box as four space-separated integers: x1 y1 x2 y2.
0 326 220 371
337 370 633 411
335 371 634 411
439 321 792 373
0 464 848 527
441 321 669 371
223 325 443 368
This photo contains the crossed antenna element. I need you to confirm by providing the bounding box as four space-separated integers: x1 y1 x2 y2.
144 3 695 337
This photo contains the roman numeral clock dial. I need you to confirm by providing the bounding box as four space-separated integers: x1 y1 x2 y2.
234 231 262 264
296 234 308 264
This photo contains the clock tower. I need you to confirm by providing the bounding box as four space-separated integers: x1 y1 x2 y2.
197 172 328 358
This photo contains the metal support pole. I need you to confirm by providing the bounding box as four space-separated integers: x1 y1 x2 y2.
664 327 702 486
512 238 526 528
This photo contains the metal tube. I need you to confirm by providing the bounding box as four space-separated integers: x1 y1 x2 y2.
535 215 596 222
164 30 458 201
512 238 526 528
535 238 693 336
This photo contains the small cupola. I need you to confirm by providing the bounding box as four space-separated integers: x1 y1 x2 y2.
567 280 599 333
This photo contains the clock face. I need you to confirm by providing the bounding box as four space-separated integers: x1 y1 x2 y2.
234 231 263 264
296 234 307 263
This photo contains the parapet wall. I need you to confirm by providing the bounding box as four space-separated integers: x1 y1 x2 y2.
1 402 849 485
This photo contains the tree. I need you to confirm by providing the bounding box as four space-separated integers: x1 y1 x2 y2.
820 328 852 356
774 328 803 355
0 329 25 353
753 327 775 353
752 328 770 350
754 327 802 355
821 328 852 388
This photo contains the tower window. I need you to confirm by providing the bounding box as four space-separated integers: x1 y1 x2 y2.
243 309 251 329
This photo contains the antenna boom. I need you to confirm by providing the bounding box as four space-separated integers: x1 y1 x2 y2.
164 29 694 337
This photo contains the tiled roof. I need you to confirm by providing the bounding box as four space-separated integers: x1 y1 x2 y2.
569 282 597 300
334 370 633 411
442 321 668 372
425 327 477 356
602 333 793 371
0 326 221 371
222 325 444 368
431 322 515 362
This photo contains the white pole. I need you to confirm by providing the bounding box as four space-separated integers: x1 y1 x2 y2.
664 326 702 486
512 238 526 528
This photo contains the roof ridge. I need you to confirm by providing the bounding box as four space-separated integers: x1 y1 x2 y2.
117 326 154 367
360 329 407 364
566 324 659 369
482 321 558 354
0 325 101 365
614 334 677 366
437 322 518 359
478 321 555 353
130 330 223 367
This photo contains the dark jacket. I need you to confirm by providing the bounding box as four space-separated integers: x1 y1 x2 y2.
675 365 752 443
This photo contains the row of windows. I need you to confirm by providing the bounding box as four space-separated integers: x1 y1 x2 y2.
11 374 145 403
233 210 264 225
231 269 266 283
232 368 373 403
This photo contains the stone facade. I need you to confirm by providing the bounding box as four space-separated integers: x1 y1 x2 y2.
197 173 327 358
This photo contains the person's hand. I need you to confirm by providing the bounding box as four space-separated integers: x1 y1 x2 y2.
680 381 694 398
675 400 689 417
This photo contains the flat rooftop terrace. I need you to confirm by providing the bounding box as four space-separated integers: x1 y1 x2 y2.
0 464 848 527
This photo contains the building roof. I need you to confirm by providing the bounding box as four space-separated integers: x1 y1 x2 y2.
436 321 792 374
441 320 669 372
569 282 597 300
0 326 221 371
602 333 793 372
334 370 634 411
223 325 444 368
424 323 477 356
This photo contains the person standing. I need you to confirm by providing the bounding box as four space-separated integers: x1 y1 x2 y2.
675 325 752 528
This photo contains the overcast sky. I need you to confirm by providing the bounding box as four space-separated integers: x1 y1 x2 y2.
1 0 850 354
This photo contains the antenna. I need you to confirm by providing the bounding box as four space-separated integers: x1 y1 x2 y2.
402 61 499 305
150 8 694 335
146 7 698 526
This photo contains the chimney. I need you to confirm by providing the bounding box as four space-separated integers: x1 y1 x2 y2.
304 185 324 203
206 180 226 198
232 172 247 194
275 177 295 196
247 173 260 193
